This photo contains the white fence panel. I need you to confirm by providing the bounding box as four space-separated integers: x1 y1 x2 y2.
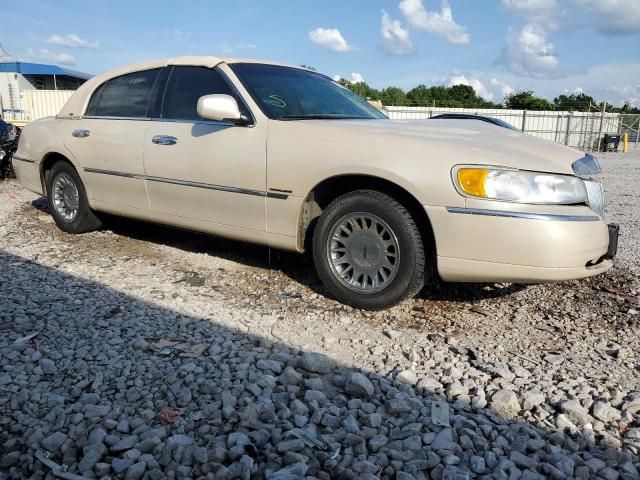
20 90 74 121
383 106 623 149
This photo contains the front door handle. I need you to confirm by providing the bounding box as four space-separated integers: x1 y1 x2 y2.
152 135 177 146
72 129 90 138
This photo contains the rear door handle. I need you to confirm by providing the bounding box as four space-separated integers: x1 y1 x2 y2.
152 135 177 146
72 129 90 138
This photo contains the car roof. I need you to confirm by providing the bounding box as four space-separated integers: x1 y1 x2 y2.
105 56 304 73
57 56 311 119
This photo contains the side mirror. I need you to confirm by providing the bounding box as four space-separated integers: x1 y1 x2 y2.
197 94 249 125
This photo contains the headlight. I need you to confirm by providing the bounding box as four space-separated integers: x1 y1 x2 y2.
455 167 587 204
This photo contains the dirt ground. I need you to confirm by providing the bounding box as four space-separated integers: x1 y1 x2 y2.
1 153 638 387
1 151 639 478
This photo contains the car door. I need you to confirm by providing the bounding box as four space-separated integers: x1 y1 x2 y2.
64 68 161 219
143 65 267 244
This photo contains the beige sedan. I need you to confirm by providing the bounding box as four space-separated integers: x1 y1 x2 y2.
13 56 617 309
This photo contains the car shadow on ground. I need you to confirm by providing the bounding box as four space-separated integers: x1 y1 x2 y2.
31 198 528 305
0 249 634 479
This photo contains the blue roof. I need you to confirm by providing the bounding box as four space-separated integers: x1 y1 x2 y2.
0 61 92 80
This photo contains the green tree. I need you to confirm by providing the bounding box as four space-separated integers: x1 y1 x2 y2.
310 74 638 112
619 103 640 114
403 84 496 108
426 86 450 106
346 81 380 100
505 91 554 110
379 87 407 106
406 85 433 106
449 84 478 105
553 93 595 112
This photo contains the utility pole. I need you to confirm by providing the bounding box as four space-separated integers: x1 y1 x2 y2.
0 44 12 61
595 102 606 152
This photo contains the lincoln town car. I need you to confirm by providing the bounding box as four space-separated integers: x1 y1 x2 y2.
12 57 618 309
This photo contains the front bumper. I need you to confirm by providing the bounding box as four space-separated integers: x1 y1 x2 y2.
426 205 615 283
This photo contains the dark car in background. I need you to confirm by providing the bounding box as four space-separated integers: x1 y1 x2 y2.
0 119 21 179
430 113 520 131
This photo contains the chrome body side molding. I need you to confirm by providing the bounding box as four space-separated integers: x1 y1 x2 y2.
83 167 288 199
11 155 35 163
446 207 601 222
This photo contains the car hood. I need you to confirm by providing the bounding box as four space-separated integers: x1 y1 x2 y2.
281 118 584 176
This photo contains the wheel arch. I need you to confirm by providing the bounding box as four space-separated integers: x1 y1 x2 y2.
297 174 436 261
39 151 81 196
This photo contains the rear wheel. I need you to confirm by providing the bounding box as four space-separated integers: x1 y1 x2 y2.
46 161 101 234
313 190 426 310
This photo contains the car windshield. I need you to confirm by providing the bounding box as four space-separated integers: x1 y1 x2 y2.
230 63 387 121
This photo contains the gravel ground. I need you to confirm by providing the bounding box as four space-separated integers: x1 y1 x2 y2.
0 152 639 479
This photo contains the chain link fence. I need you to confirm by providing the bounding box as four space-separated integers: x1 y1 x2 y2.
384 106 639 151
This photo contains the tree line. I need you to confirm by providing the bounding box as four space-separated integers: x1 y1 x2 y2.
336 78 639 114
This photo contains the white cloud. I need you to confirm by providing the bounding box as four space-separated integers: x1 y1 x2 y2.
47 33 99 49
375 61 640 108
399 0 470 45
500 0 557 16
350 73 365 83
500 24 560 78
25 48 75 66
308 28 353 53
172 29 192 39
604 84 640 107
213 42 256 56
500 0 562 31
494 62 640 107
217 43 233 55
573 0 640 35
331 73 366 84
379 10 413 56
449 75 494 101
502 0 639 36
490 78 516 100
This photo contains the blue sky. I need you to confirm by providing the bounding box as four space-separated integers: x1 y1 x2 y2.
2 0 640 105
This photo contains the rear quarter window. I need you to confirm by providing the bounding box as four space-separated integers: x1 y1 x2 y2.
85 69 160 118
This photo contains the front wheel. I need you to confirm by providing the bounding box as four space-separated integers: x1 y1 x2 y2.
313 190 426 310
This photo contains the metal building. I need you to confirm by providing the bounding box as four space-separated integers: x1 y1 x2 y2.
0 59 91 120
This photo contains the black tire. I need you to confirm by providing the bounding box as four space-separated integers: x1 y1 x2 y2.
313 190 426 310
0 153 14 179
46 161 101 234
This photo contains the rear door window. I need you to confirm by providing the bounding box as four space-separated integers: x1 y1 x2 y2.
87 69 160 118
